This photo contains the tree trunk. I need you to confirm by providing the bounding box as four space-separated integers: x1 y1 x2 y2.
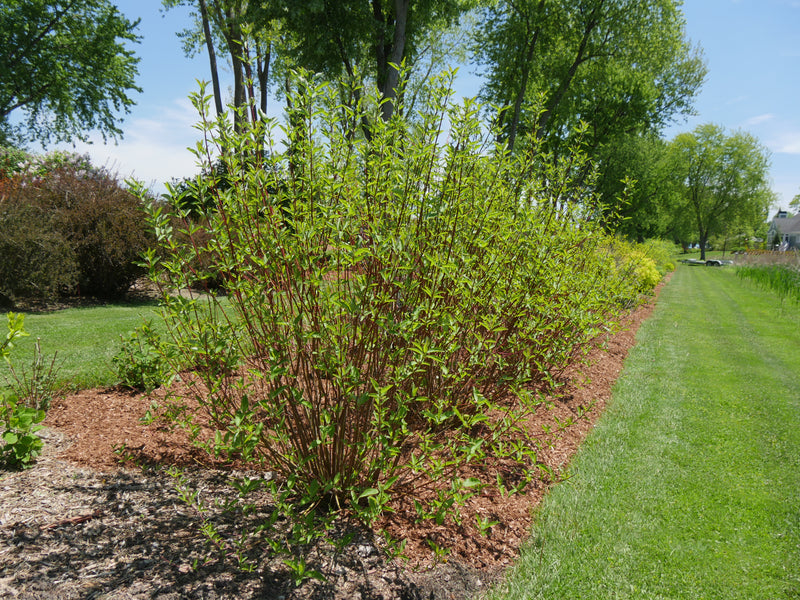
381 0 409 122
535 0 604 139
507 0 546 153
199 0 224 117
372 0 409 122
256 40 270 115
208 1 246 129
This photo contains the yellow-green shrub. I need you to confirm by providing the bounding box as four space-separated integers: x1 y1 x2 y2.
136 72 640 526
641 239 680 274
603 237 665 305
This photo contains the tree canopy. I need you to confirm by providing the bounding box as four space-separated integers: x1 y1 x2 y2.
595 132 681 242
0 0 142 146
668 124 775 259
790 192 800 213
473 0 706 153
166 0 470 128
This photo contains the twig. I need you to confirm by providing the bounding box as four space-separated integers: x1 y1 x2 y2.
41 509 103 531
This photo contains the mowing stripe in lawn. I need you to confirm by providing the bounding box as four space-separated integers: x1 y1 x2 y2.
494 265 800 600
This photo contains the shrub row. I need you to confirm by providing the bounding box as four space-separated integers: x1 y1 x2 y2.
0 148 152 301
134 72 657 527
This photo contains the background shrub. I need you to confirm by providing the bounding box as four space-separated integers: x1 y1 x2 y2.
641 238 680 274
602 237 674 306
0 191 79 298
0 153 151 300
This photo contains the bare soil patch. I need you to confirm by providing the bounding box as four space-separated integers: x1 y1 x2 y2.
0 281 664 599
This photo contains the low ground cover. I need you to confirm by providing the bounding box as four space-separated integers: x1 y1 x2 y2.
494 265 800 599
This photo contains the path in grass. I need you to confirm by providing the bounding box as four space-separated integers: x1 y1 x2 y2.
496 265 800 600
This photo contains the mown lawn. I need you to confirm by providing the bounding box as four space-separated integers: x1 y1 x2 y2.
495 265 800 599
2 301 160 390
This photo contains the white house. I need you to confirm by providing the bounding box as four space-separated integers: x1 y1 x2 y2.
766 210 800 250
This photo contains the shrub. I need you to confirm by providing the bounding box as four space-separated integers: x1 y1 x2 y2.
603 237 667 305
0 154 151 300
0 195 80 298
112 321 173 392
3 337 63 412
136 72 636 526
0 146 30 180
641 238 680 274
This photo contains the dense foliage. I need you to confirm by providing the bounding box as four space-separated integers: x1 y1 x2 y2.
0 0 141 145
135 73 655 526
472 0 706 153
0 148 151 301
603 238 677 306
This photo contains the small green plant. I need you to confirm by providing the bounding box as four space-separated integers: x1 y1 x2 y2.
425 537 451 563
1 313 47 469
4 337 63 411
284 556 326 587
112 321 172 392
381 530 408 560
476 514 500 537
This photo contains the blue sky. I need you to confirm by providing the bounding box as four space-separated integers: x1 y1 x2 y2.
42 0 800 211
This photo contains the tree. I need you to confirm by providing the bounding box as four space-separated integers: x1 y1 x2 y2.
262 0 467 122
0 0 141 145
596 132 680 242
668 124 775 260
165 0 280 130
790 191 800 213
473 0 706 154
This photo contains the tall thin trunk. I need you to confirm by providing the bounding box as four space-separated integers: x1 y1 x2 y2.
256 39 270 115
507 0 546 153
208 1 246 130
380 0 409 122
372 0 409 123
535 0 605 139
199 0 224 117
241 43 258 126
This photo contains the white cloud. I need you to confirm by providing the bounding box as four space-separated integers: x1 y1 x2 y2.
50 97 205 193
743 113 775 127
770 133 800 154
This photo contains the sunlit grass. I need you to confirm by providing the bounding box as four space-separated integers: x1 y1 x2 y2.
494 265 800 599
2 300 160 390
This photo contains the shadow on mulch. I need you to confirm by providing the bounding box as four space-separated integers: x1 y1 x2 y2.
1 466 447 600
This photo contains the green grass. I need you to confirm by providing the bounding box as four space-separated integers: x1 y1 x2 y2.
495 265 800 599
2 300 160 390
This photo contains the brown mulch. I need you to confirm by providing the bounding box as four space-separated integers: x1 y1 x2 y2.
0 280 665 599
